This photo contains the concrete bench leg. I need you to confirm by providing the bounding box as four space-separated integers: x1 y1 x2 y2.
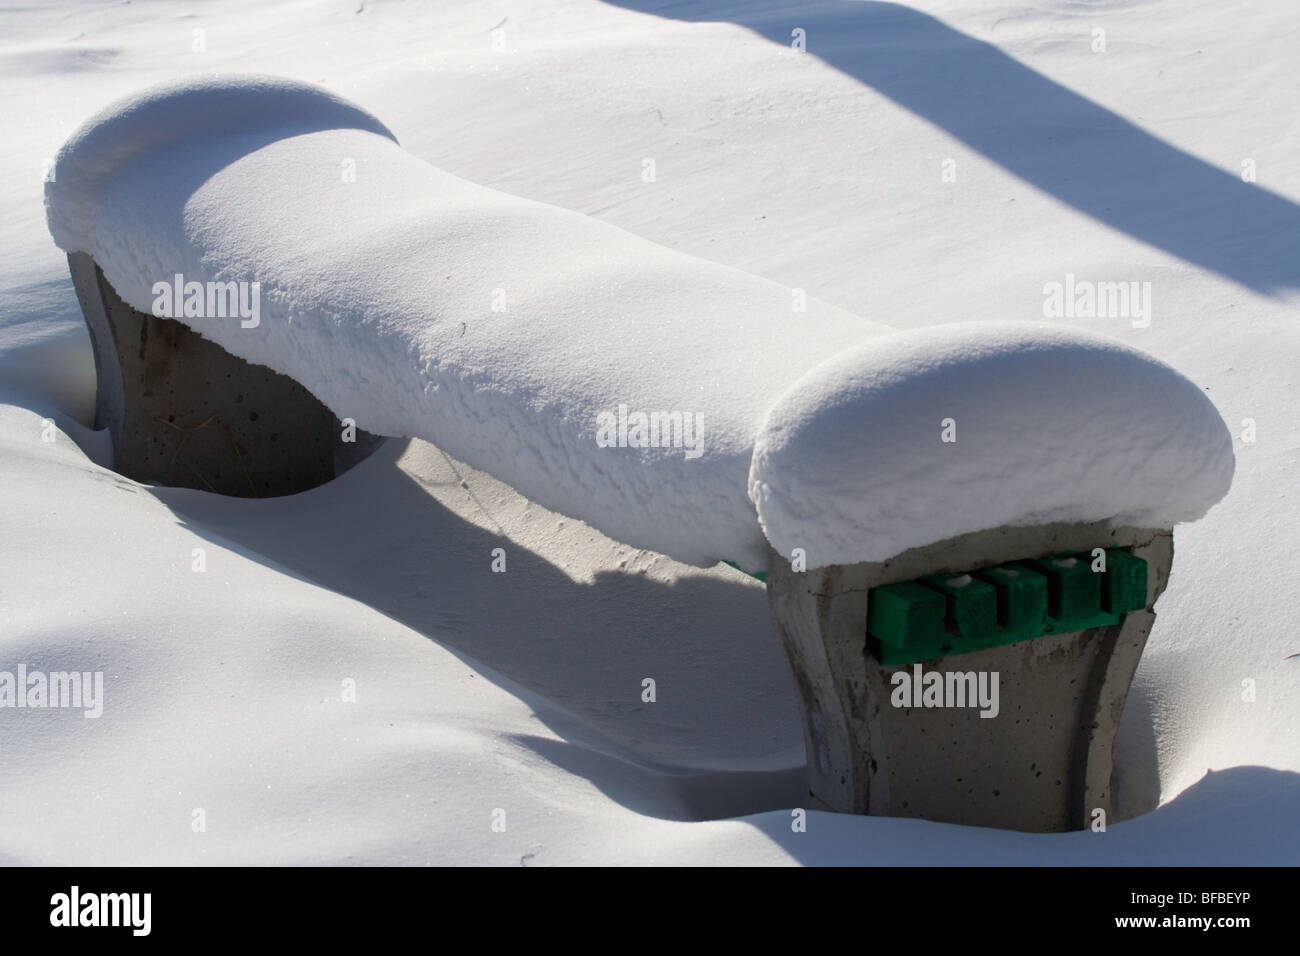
67 253 382 496
766 522 1173 832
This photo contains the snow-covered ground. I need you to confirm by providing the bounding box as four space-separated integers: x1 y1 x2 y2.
2 0 1297 864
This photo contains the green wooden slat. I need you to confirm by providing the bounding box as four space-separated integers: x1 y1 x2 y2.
869 548 1148 664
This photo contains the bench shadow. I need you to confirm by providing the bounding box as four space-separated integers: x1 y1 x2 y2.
604 0 1300 294
153 437 807 821
151 438 1178 825
508 733 807 821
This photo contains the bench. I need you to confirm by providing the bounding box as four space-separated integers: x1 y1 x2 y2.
45 75 1235 831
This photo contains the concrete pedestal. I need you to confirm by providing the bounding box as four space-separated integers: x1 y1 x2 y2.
766 521 1173 832
68 252 382 496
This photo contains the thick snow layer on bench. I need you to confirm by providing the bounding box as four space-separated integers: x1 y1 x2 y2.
46 77 1234 570
750 323 1236 566
46 76 895 569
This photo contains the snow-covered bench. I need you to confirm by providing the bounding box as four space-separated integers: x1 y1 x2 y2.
46 76 1235 831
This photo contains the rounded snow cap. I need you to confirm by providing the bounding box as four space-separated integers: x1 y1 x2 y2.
45 73 396 253
749 321 1235 569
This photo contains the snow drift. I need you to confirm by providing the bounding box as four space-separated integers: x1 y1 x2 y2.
46 75 1234 571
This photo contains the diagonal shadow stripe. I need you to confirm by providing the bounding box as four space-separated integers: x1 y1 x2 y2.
605 0 1300 294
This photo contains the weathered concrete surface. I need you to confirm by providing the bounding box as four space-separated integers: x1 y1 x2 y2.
766 522 1173 832
68 253 382 496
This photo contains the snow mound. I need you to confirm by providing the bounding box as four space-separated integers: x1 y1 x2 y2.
750 322 1236 567
45 74 396 255
45 77 1234 572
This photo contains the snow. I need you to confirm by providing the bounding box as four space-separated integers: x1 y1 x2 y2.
751 322 1235 567
45 74 902 570
43 74 398 256
44 76 1231 572
3 0 1298 865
